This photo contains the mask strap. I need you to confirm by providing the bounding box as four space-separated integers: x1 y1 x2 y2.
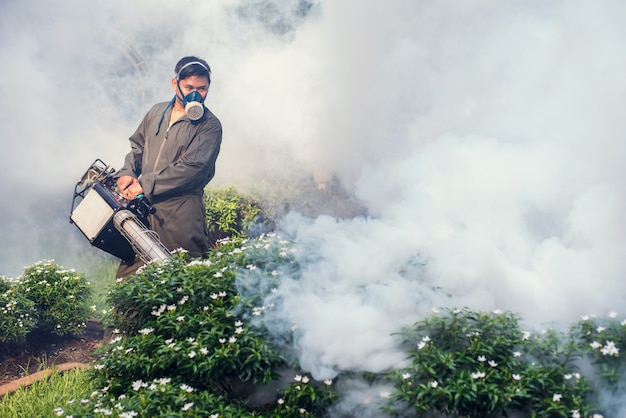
155 97 176 135
176 61 210 80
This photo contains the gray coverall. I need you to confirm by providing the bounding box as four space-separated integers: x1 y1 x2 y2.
116 99 222 272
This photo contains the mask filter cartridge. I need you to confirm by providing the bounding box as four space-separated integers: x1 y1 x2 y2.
184 91 204 121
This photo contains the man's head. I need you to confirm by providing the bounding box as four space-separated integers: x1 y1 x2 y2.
172 56 211 119
174 56 211 83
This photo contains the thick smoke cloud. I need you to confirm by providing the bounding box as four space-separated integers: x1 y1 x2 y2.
1 0 625 411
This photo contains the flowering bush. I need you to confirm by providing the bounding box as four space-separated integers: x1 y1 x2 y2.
572 313 625 384
17 260 92 336
0 276 35 343
61 236 337 417
47 231 623 417
384 308 598 418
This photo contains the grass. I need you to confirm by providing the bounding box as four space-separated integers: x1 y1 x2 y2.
85 256 119 316
0 366 94 417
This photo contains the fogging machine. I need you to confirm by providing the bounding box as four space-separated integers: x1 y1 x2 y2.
69 159 170 263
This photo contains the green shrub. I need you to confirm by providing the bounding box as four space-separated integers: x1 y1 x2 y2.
204 186 270 243
572 313 626 385
60 235 339 417
0 276 35 343
384 308 596 418
17 260 92 336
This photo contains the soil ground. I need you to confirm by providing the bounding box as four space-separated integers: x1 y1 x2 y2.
0 320 103 387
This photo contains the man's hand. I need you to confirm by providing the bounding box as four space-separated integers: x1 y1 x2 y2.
117 175 144 199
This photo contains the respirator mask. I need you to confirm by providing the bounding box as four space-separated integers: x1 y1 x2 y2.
181 91 205 121
176 61 210 121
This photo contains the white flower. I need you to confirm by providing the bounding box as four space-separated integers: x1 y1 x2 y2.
235 320 243 327
596 326 606 333
120 412 138 418
181 402 194 411
131 380 146 391
417 341 427 350
477 356 486 362
277 398 285 404
302 376 310 383
180 383 194 393
601 341 619 356
138 328 154 335
379 392 391 398
235 327 244 334
402 373 411 380
471 371 486 379
564 374 572 380
488 360 498 368
200 347 209 355
229 337 237 343
522 331 531 340
299 409 306 414
553 393 562 402
210 293 219 299
492 309 502 314
294 375 302 382
590 341 602 350
580 315 590 321
571 410 581 418
430 381 438 388
324 379 333 386
512 374 521 381
188 351 196 358
176 316 185 322
608 311 617 318
422 336 431 343
513 351 522 358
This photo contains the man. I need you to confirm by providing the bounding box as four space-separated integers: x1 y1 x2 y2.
115 56 222 278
